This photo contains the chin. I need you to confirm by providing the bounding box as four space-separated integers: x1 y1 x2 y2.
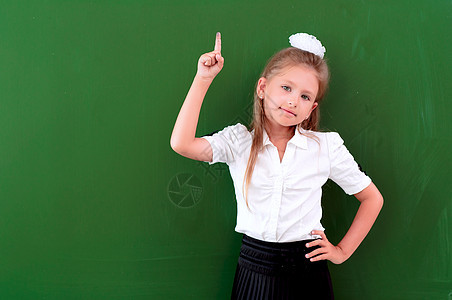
279 121 299 128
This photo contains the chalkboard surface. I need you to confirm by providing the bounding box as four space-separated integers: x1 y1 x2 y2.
0 1 451 299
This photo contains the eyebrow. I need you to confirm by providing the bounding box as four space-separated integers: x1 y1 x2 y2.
283 79 316 95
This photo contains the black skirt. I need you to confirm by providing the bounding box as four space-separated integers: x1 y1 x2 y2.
231 234 334 300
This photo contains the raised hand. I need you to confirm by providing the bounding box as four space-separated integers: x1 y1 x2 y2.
305 230 350 264
196 32 224 80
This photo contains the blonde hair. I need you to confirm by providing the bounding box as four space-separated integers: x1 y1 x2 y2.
242 47 330 208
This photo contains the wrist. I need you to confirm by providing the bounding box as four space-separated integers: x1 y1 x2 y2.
194 73 215 84
336 243 353 261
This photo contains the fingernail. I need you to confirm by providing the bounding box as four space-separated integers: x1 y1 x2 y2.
306 243 309 247
305 254 309 258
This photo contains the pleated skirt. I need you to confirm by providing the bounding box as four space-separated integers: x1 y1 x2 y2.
231 234 334 300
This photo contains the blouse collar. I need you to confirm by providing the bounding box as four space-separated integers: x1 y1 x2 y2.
262 126 308 150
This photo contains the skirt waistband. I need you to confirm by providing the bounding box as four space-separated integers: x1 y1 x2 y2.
242 234 317 252
238 234 322 276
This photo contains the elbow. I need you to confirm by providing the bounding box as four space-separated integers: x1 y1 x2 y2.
358 183 384 212
375 192 384 212
170 136 181 154
370 183 384 211
170 136 190 157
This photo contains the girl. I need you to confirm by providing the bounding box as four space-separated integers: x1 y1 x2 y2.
170 32 383 299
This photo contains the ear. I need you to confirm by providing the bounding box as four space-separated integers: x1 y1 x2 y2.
306 102 318 119
310 102 318 113
256 77 267 97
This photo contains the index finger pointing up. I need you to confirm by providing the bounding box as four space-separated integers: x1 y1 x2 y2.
214 32 221 52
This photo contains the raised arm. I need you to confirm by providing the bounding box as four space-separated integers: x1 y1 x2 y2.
170 32 224 162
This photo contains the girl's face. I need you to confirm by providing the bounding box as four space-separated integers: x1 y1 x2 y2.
257 65 319 131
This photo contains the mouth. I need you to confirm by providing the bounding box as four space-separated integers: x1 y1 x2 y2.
280 107 296 116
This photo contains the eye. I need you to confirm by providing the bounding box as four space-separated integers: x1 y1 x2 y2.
301 94 310 101
282 86 291 92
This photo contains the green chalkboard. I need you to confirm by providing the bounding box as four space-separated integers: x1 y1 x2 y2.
0 0 450 299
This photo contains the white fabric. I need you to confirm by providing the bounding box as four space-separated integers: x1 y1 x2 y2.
201 123 371 243
289 33 326 59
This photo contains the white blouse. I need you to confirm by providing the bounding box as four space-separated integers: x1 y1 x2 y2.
201 123 371 243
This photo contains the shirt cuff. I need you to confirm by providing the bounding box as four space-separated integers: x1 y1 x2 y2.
343 176 372 195
200 135 217 165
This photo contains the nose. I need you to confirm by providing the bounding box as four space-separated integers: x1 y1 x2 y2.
288 96 297 107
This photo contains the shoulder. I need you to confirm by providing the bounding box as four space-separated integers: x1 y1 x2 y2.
322 131 343 144
200 123 250 165
201 123 251 147
302 130 344 145
229 122 249 132
309 130 341 138
221 122 250 136
300 130 347 158
203 122 249 137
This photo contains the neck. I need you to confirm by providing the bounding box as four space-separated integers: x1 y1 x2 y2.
264 122 295 140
